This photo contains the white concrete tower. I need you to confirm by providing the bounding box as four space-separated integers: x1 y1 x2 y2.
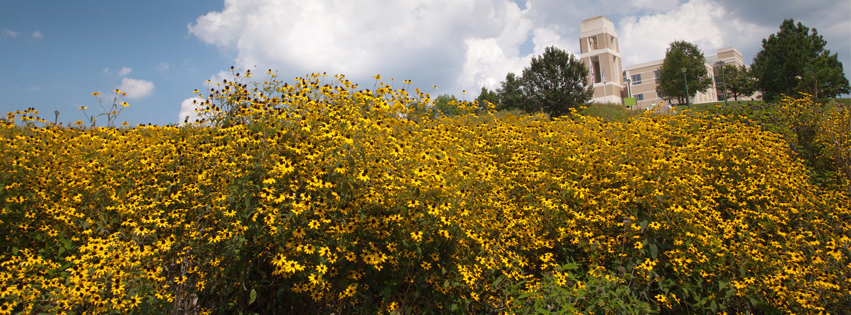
579 16 624 104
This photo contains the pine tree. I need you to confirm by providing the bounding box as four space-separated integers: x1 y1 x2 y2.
752 19 849 101
520 46 594 117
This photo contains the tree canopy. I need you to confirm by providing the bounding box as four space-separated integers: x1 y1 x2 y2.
432 94 461 117
520 46 594 117
720 64 756 101
496 72 525 111
752 19 849 101
656 40 713 105
475 87 500 110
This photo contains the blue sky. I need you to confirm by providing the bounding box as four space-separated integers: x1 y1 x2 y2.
2 0 849 126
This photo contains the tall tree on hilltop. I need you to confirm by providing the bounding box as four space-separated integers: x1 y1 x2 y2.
497 72 525 111
656 40 713 105
520 46 594 117
752 19 849 101
475 87 500 110
798 49 850 99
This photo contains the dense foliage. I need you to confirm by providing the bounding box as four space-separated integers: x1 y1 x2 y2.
520 46 594 117
656 40 713 106
707 96 851 196
717 64 756 101
0 73 849 314
752 19 850 101
481 46 593 117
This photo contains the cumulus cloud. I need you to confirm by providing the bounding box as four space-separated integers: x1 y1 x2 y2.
629 0 679 12
189 0 548 95
116 78 155 99
31 31 43 40
2 28 20 39
178 97 205 124
117 67 132 76
156 62 170 71
188 0 847 98
617 0 772 66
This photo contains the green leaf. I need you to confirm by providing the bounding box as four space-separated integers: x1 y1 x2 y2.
493 275 504 288
249 288 257 304
382 287 392 300
12 247 18 255
649 243 658 259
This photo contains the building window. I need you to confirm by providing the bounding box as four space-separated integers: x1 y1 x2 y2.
653 70 660 80
631 74 641 85
589 36 598 50
592 59 602 83
635 93 644 101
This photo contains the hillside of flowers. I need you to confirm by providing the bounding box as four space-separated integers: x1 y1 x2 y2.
0 72 849 314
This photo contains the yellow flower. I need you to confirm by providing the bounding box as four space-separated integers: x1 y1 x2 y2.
91 92 100 96
410 231 423 242
78 106 88 110
293 227 305 238
121 102 129 107
308 220 320 229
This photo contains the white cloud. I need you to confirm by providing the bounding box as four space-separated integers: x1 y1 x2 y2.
629 0 679 12
103 67 110 74
455 1 534 92
188 0 846 99
209 70 233 84
25 85 40 92
156 62 170 71
117 67 132 76
2 28 20 39
189 0 545 96
456 0 578 93
618 0 772 66
31 31 43 40
116 78 155 99
179 97 205 124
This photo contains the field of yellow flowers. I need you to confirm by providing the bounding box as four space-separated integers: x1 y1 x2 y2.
0 72 849 314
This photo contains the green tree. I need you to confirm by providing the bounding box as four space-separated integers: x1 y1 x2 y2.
475 86 500 110
752 19 849 101
497 72 525 111
722 64 756 101
520 46 594 117
656 40 713 105
432 94 461 117
798 50 850 99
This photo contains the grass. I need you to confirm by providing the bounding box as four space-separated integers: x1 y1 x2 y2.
580 102 644 121
674 98 849 112
673 99 765 112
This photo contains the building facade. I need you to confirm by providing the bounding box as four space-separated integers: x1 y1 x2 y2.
580 15 755 109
